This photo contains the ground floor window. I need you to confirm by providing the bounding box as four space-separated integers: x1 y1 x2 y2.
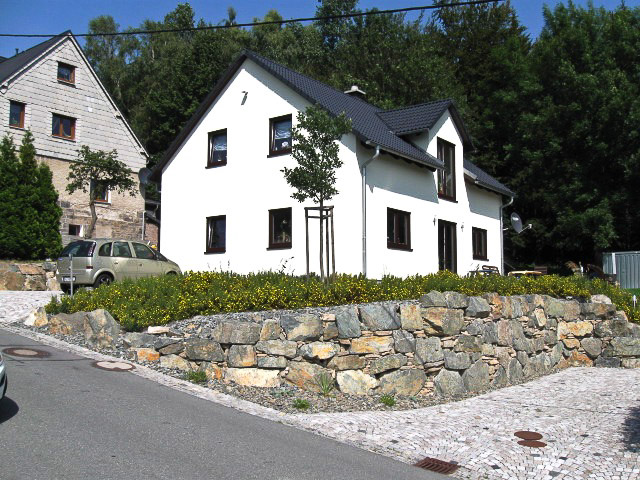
269 208 292 249
472 227 488 260
206 215 226 253
438 219 457 273
387 208 411 250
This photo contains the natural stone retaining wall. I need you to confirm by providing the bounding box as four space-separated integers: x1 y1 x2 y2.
0 261 59 291
44 292 640 396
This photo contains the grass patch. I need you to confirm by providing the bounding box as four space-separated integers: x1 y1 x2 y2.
185 371 207 384
314 372 335 397
379 394 396 407
292 398 310 410
45 270 639 331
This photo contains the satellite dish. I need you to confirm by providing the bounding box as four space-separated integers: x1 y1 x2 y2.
138 167 152 185
510 212 523 234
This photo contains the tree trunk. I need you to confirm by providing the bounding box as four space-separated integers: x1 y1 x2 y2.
319 199 325 281
87 199 97 239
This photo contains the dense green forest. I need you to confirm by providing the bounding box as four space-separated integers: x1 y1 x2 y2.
83 0 640 268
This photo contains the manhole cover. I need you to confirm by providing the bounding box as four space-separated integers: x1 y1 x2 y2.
3 347 51 358
414 457 459 474
92 361 135 372
518 440 547 448
515 431 543 440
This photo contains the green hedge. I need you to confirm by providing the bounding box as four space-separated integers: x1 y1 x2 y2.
45 271 638 331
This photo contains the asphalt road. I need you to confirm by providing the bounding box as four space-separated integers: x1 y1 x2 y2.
0 329 447 480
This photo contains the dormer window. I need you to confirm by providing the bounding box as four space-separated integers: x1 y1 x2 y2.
57 62 75 84
437 138 456 201
269 114 292 156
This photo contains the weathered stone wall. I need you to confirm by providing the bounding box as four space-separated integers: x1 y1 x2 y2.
117 292 640 396
0 261 58 291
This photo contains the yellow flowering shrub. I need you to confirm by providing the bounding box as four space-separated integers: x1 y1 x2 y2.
45 270 638 331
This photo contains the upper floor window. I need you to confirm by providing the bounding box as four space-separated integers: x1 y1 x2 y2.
52 113 75 140
206 215 226 253
268 208 292 249
90 180 110 203
57 62 75 84
207 129 227 167
472 227 488 260
9 101 25 128
387 207 411 250
269 114 292 156
437 138 456 201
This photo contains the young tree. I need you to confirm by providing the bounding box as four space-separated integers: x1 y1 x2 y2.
66 146 138 238
281 105 351 279
0 132 62 259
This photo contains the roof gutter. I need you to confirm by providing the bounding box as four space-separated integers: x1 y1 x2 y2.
500 195 514 274
362 143 380 277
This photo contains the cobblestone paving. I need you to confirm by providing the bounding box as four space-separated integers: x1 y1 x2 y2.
295 368 640 479
2 291 639 479
0 291 60 323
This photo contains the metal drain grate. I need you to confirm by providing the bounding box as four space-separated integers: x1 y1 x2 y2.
3 347 51 358
514 431 543 441
414 457 459 474
91 360 135 372
517 440 547 448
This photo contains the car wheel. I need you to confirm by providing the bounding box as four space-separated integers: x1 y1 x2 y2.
61 284 71 295
166 271 177 276
93 273 114 288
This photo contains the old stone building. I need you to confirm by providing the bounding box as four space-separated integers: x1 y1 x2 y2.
0 31 150 246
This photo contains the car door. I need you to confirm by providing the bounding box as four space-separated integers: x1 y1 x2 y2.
132 242 164 278
111 241 138 281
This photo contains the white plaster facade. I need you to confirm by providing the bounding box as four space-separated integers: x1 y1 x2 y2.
159 57 509 277
0 34 148 244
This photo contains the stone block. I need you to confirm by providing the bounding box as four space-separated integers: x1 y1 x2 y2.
544 329 558 345
336 306 361 338
84 309 121 348
280 314 323 342
550 343 564 366
323 323 339 340
559 350 593 367
594 319 631 338
531 309 547 328
327 355 366 371
0 271 24 290
227 345 257 367
434 369 465 396
134 348 160 363
444 351 471 370
212 321 261 344
24 307 48 327
369 354 407 375
399 304 422 330
590 294 612 304
336 370 378 395
516 351 529 367
299 342 340 360
350 336 394 354
580 302 615 319
465 297 491 318
359 304 401 331
123 332 157 348
621 358 640 368
507 358 524 383
422 307 464 336
260 319 281 340
454 335 482 353
581 337 602 358
558 321 593 338
205 363 224 380
393 330 415 353
595 356 621 368
378 369 426 396
415 337 444 365
419 290 447 307
49 312 87 335
255 340 298 358
158 342 184 355
184 338 224 362
562 338 580 349
154 337 180 350
497 320 513 346
444 291 469 309
160 354 193 371
608 337 640 357
257 356 288 369
285 362 331 392
462 360 490 392
225 368 281 388
491 365 508 388
482 323 499 344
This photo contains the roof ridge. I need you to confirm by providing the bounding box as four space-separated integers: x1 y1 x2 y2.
379 98 453 115
6 31 70 60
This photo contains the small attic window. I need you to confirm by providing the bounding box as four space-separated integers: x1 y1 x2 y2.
57 62 75 84
269 115 292 156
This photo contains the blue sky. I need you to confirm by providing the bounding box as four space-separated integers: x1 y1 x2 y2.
0 0 636 58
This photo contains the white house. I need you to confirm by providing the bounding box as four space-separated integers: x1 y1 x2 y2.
152 51 515 278
0 32 151 245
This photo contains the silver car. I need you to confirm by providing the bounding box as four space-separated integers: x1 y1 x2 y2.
0 352 6 400
56 239 181 294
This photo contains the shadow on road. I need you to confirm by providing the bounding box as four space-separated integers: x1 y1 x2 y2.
622 405 640 452
0 397 19 424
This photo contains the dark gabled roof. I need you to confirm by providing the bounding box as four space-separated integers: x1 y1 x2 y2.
152 50 443 180
0 31 70 84
377 99 474 148
464 159 514 197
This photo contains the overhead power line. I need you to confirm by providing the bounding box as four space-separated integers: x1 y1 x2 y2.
0 0 505 38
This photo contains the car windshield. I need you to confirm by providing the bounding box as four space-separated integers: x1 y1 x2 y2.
60 241 96 258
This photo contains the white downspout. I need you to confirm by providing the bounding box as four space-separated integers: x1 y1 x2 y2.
361 144 380 277
500 196 514 274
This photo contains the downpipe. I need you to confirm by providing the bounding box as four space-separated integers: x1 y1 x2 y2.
500 196 514 274
361 144 380 277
